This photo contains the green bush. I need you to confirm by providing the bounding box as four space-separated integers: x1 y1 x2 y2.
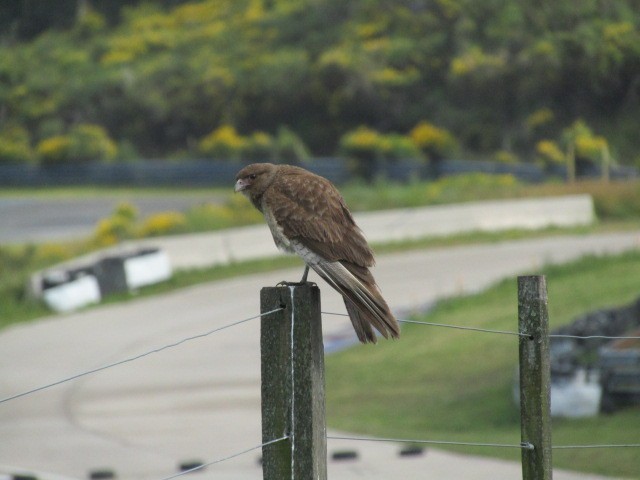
536 140 565 167
36 135 74 165
184 195 262 231
199 125 246 161
409 121 457 161
379 133 423 162
36 124 118 165
91 202 138 247
273 126 309 164
138 212 188 237
493 150 520 164
340 126 421 181
69 124 118 163
243 131 274 162
0 126 35 164
339 126 384 182
592 182 640 219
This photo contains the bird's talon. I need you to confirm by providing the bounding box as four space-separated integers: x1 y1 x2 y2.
276 280 316 287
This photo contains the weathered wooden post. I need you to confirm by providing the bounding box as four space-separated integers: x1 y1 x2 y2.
260 284 327 480
518 275 553 480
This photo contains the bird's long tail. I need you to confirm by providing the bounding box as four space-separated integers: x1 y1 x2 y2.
311 260 400 344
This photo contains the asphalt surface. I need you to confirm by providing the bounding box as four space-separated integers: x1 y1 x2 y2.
1 230 638 480
0 194 218 244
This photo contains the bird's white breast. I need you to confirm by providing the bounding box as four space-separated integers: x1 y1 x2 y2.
291 239 324 266
262 202 295 254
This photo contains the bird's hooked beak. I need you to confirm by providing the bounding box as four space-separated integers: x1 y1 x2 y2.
234 179 248 192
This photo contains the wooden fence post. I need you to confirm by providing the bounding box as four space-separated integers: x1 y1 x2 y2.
518 275 553 480
260 284 327 480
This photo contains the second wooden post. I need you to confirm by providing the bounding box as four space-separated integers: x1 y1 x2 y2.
518 275 553 480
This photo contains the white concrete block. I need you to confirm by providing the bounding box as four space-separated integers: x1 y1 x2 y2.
42 275 101 313
124 250 173 290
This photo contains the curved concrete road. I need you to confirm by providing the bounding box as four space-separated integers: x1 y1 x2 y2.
1 232 639 479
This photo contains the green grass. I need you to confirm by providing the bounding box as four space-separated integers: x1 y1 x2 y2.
341 177 640 222
326 250 640 478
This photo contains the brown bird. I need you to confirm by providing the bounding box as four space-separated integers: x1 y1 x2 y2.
235 163 400 343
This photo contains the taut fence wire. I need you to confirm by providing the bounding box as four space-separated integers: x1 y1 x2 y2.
327 435 534 450
0 307 284 405
322 311 640 340
157 435 290 480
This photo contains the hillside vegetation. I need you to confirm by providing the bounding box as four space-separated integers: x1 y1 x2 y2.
1 0 639 166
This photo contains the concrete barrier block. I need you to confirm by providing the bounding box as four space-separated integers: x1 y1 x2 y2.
42 275 101 313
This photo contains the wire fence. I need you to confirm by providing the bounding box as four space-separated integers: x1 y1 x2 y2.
157 435 290 480
327 434 535 450
1 300 639 479
0 307 284 405
323 310 640 340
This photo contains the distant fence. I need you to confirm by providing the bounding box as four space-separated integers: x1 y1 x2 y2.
0 158 636 187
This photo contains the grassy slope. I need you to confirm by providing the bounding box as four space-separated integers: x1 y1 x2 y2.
326 251 640 478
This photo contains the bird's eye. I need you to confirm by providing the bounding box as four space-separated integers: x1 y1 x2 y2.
248 174 257 180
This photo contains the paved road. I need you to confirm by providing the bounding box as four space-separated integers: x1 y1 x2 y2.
0 194 219 244
1 231 638 479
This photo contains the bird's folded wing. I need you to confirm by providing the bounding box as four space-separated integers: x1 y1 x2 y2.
265 173 374 266
312 259 399 342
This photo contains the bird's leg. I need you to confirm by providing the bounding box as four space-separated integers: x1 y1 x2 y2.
277 265 313 287
299 265 310 284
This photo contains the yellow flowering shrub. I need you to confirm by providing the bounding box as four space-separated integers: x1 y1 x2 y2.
494 150 519 164
93 218 126 247
575 135 607 160
526 108 555 131
199 125 247 160
36 136 73 165
70 124 118 162
114 202 138 222
138 212 188 237
450 47 505 77
0 127 34 164
91 202 138 247
36 124 117 165
340 126 380 158
409 121 457 159
33 243 76 265
562 119 607 161
184 196 262 230
536 140 565 165
243 131 274 161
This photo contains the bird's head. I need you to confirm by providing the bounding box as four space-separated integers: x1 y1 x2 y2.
234 163 277 197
